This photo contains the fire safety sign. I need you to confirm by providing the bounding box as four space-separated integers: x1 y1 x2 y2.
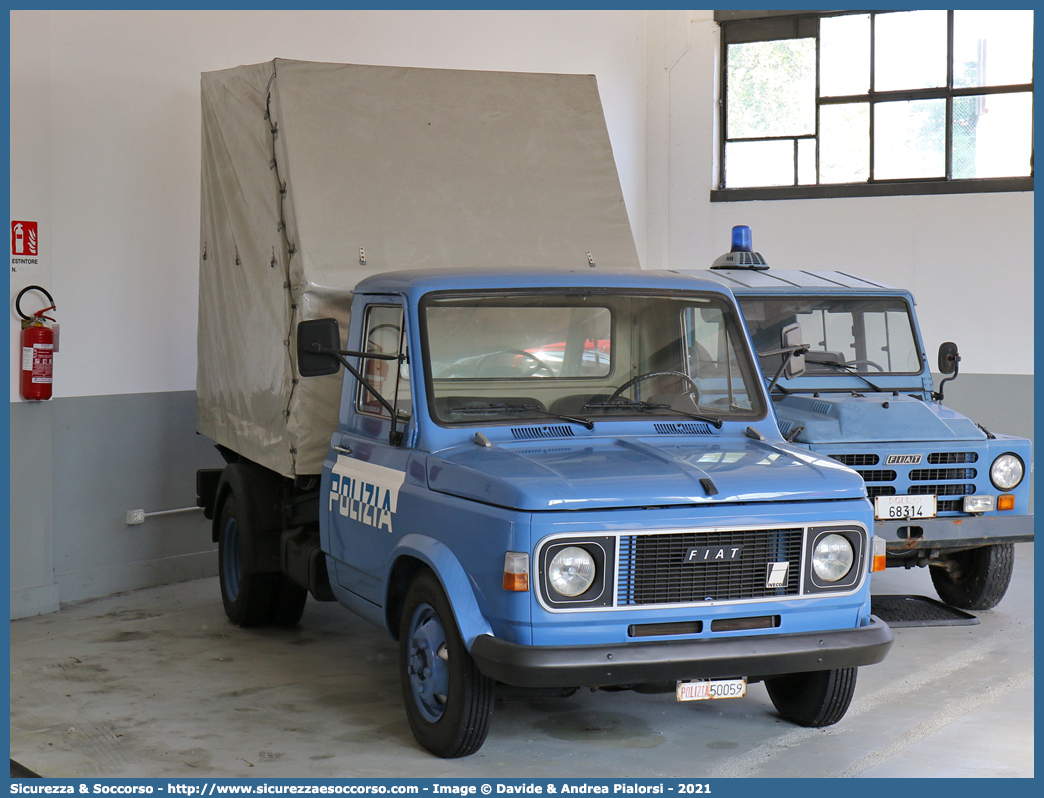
11 220 39 271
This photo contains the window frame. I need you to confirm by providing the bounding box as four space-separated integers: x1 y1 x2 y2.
355 303 411 423
712 10 1034 202
737 293 924 378
418 288 770 428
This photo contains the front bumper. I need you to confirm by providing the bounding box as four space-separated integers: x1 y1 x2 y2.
878 512 1034 552
470 615 893 688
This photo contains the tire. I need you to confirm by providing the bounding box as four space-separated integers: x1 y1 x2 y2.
217 494 307 627
765 667 857 728
399 569 494 758
930 544 1014 610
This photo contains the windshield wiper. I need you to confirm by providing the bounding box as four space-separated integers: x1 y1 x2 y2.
583 399 724 429
803 358 884 393
447 403 594 430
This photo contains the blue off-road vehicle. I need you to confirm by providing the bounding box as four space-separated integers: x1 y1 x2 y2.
687 227 1033 612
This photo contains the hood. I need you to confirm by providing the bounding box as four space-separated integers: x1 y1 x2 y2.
775 393 987 444
425 436 864 511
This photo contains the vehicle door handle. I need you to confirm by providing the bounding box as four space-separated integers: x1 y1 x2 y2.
333 444 352 455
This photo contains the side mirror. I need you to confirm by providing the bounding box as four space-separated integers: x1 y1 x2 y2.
938 341 960 375
781 323 805 379
297 318 341 377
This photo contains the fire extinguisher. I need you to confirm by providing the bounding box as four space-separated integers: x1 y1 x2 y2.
16 285 57 401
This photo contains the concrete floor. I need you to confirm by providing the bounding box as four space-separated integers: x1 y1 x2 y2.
10 543 1033 779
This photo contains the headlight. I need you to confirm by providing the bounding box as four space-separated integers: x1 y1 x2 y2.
990 454 1024 491
811 533 854 582
547 546 596 597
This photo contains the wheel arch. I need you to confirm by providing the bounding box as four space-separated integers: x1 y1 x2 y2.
386 535 494 649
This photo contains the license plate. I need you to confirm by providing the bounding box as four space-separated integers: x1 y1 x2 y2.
875 494 937 520
676 678 747 702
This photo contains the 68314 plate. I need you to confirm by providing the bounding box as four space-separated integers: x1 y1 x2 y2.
875 494 936 521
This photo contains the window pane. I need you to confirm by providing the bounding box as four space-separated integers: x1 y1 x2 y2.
797 139 816 185
359 305 410 420
954 10 1033 88
874 99 945 180
953 93 1033 179
426 304 612 379
684 306 757 411
741 297 921 375
426 294 765 425
725 140 795 188
727 39 815 139
820 14 870 96
874 11 947 91
820 103 869 184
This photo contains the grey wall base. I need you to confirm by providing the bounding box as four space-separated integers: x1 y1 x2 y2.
10 583 61 621
10 396 57 618
8 376 1034 618
10 391 226 619
931 372 1033 444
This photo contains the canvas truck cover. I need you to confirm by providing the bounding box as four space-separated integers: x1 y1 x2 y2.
197 59 640 477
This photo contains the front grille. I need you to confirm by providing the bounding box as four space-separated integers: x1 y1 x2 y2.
909 468 976 481
928 452 978 464
909 483 976 496
834 450 980 514
866 485 896 497
856 469 897 482
831 454 879 467
617 529 802 605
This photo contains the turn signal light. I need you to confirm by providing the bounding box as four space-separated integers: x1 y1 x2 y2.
871 535 887 573
998 494 1015 511
503 551 530 592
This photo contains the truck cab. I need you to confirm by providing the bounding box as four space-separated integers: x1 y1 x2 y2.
685 227 1033 612
232 267 893 757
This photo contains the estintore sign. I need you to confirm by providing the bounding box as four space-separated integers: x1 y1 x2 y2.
11 221 40 273
12 221 38 256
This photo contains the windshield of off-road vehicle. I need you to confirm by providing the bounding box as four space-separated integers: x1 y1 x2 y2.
422 292 765 426
738 296 921 377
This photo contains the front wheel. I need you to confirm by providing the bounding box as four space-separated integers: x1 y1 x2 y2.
930 544 1014 610
399 570 494 758
764 667 857 727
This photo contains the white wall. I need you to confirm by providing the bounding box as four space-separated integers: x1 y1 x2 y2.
14 8 1029 399
645 11 1033 377
9 9 649 402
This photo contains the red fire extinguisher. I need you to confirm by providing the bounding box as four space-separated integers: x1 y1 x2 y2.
16 285 57 401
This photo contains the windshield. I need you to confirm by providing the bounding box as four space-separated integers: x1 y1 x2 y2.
422 291 765 426
738 296 922 377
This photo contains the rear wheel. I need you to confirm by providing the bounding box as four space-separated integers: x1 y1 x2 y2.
765 667 857 727
399 569 494 758
930 544 1014 610
218 495 307 627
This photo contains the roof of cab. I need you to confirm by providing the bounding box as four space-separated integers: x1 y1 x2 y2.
680 269 900 293
354 267 737 297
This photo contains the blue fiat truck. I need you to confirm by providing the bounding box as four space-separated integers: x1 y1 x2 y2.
198 267 892 757
687 227 1033 612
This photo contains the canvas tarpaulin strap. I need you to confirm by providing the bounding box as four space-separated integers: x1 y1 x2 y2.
197 59 640 477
